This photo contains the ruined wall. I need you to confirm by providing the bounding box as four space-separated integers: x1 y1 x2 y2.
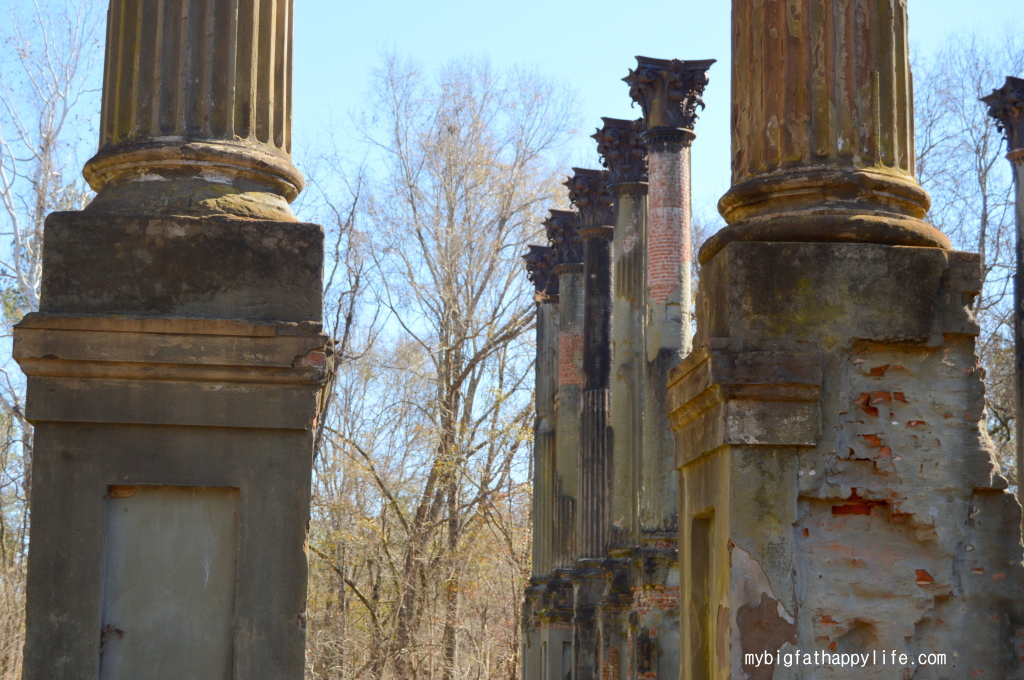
669 241 1024 679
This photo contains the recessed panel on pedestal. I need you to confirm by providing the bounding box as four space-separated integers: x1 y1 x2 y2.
99 485 239 680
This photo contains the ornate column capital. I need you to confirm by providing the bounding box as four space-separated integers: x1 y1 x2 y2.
523 245 558 302
593 118 648 189
544 209 584 272
624 57 715 145
565 169 614 235
983 76 1024 159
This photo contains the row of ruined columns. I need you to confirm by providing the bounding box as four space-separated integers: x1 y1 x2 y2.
522 57 714 680
524 2 1024 679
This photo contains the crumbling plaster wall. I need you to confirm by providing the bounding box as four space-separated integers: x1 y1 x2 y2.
673 241 1024 679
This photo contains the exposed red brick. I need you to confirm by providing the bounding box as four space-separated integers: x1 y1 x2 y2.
646 147 690 305
871 391 892 403
558 330 582 386
861 434 883 447
916 569 934 584
869 365 890 376
894 392 908 402
833 504 872 515
854 393 879 417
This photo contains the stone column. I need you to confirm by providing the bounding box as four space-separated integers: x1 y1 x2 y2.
592 117 648 680
565 168 615 680
625 56 712 535
669 2 1024 678
15 1 328 678
85 0 301 222
624 57 713 680
522 245 560 680
567 168 615 562
543 209 584 673
546 208 584 570
983 76 1024 538
703 0 950 263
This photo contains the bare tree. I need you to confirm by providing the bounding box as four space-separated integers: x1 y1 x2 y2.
302 53 579 680
914 31 1024 486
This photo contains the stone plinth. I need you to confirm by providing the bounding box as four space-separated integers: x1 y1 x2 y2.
16 310 328 678
669 241 1024 678
703 0 950 263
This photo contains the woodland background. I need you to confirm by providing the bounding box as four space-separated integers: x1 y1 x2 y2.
0 2 1021 679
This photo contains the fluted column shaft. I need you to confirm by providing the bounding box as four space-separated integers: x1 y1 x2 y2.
609 186 646 548
593 117 648 551
545 210 584 569
524 244 560 581
554 269 582 568
704 0 950 263
566 168 614 562
1017 159 1024 539
533 300 559 578
86 0 301 221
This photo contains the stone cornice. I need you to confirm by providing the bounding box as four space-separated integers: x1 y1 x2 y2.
13 313 331 430
593 117 648 185
624 56 715 135
565 168 614 230
543 209 583 267
667 340 823 468
983 76 1024 154
523 245 559 299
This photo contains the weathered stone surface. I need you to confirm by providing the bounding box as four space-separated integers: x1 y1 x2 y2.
623 57 714 138
703 0 950 263
40 211 323 322
17 314 329 680
670 241 1024 678
594 118 648 186
566 169 615 230
86 0 301 221
17 0 323 676
524 245 559 301
983 75 1024 154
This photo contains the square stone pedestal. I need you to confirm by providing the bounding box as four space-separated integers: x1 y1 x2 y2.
668 241 1024 679
15 211 329 680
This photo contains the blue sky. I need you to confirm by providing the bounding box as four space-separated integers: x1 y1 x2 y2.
291 0 1023 225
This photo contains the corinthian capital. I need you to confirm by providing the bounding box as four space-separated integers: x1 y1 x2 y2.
593 118 647 186
624 57 715 136
983 76 1024 155
523 245 559 299
544 210 583 268
564 169 614 230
